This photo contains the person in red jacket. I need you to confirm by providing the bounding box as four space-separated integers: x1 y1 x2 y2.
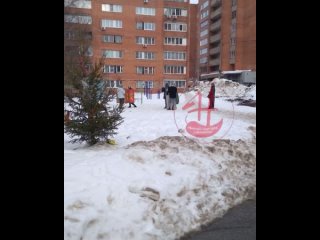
126 86 137 108
208 82 215 109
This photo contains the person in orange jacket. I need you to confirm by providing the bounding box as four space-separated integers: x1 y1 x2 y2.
126 86 137 108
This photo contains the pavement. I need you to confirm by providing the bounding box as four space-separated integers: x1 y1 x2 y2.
180 199 256 240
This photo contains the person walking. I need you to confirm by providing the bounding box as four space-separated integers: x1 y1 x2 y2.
161 82 169 109
168 82 177 110
126 86 137 108
117 85 125 108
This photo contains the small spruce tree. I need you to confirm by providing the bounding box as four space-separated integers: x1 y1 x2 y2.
64 59 124 145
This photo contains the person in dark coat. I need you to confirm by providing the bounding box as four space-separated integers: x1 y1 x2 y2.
208 82 215 109
161 82 169 109
168 82 177 110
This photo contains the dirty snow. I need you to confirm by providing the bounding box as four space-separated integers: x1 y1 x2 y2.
195 78 256 100
64 82 256 240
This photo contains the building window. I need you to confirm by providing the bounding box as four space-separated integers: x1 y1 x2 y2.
136 52 155 60
201 10 209 20
83 32 93 40
101 4 122 12
200 20 208 28
230 37 236 45
164 51 186 61
200 48 208 55
232 0 237 6
84 46 93 56
200 38 208 46
136 66 155 75
103 50 122 58
136 22 155 31
164 22 187 32
64 31 76 40
164 8 187 17
136 7 156 16
84 64 93 72
101 19 122 28
65 46 79 56
136 81 154 88
103 65 123 73
65 0 92 9
64 14 92 24
164 79 186 88
102 35 122 43
231 22 237 32
200 67 207 73
164 37 187 45
136 22 143 30
230 50 236 58
200 29 208 37
200 57 207 64
136 37 155 45
200 0 209 10
106 80 122 88
164 65 186 74
164 0 188 2
65 45 92 57
232 11 237 19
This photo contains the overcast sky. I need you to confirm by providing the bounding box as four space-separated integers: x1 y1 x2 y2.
190 0 199 3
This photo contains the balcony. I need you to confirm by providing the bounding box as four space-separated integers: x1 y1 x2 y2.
209 46 220 55
209 59 220 66
230 45 236 52
209 33 221 43
211 0 222 8
229 58 236 64
210 7 222 20
210 19 221 32
232 5 237 12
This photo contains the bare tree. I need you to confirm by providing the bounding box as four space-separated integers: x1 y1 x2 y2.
64 1 93 96
64 1 124 145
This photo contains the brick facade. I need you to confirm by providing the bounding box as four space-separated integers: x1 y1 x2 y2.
65 0 198 93
198 0 256 80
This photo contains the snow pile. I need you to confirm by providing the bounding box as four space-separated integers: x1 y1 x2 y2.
194 78 256 100
65 91 256 240
213 78 248 98
243 84 256 100
64 136 256 240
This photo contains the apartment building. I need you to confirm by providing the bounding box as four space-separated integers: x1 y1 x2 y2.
198 0 256 82
64 0 198 93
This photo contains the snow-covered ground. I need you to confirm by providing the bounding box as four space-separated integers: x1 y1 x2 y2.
64 82 256 240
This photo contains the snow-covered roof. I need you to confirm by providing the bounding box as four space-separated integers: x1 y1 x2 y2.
200 72 220 77
201 70 253 77
222 70 252 74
